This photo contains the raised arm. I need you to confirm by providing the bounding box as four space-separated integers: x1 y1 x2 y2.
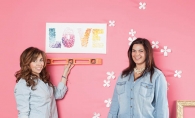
60 63 74 85
54 63 74 99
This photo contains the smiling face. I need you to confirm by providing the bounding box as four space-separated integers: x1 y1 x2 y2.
132 44 146 67
30 54 44 76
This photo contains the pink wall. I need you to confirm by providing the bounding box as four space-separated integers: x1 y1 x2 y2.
1 0 195 117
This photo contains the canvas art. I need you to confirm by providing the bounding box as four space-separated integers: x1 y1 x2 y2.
46 23 107 54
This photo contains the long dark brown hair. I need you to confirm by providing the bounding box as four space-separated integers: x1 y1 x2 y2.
15 47 53 90
122 38 159 82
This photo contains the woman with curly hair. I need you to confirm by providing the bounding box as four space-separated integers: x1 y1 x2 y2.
14 47 74 118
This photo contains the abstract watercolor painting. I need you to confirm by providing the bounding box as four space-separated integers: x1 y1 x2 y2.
46 23 107 54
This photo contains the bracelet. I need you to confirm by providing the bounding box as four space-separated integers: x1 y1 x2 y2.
62 75 67 79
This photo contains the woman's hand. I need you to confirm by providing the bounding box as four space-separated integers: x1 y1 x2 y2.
61 62 74 84
63 62 74 77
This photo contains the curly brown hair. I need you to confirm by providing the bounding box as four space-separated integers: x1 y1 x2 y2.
15 47 53 90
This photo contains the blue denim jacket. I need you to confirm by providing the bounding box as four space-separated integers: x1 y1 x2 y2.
14 79 67 118
108 68 169 118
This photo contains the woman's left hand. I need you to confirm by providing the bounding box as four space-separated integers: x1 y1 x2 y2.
63 62 74 78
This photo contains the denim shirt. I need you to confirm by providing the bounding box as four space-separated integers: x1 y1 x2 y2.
14 79 67 118
108 68 169 118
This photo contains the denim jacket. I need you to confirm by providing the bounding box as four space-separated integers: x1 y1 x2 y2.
14 78 67 118
108 68 169 118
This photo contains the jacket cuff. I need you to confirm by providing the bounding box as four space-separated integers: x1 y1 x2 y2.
58 82 67 90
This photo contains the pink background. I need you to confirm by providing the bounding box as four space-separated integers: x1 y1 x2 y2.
1 0 195 117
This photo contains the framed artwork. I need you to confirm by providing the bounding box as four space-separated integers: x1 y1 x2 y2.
46 23 107 54
177 100 195 118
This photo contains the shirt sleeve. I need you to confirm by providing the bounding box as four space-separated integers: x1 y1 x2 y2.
54 82 68 99
154 74 169 118
14 81 31 118
107 78 119 118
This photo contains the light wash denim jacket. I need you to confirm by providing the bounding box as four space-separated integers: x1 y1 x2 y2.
14 78 67 118
108 68 169 118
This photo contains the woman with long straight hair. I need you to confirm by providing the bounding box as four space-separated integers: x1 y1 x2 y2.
108 38 169 118
14 47 74 118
